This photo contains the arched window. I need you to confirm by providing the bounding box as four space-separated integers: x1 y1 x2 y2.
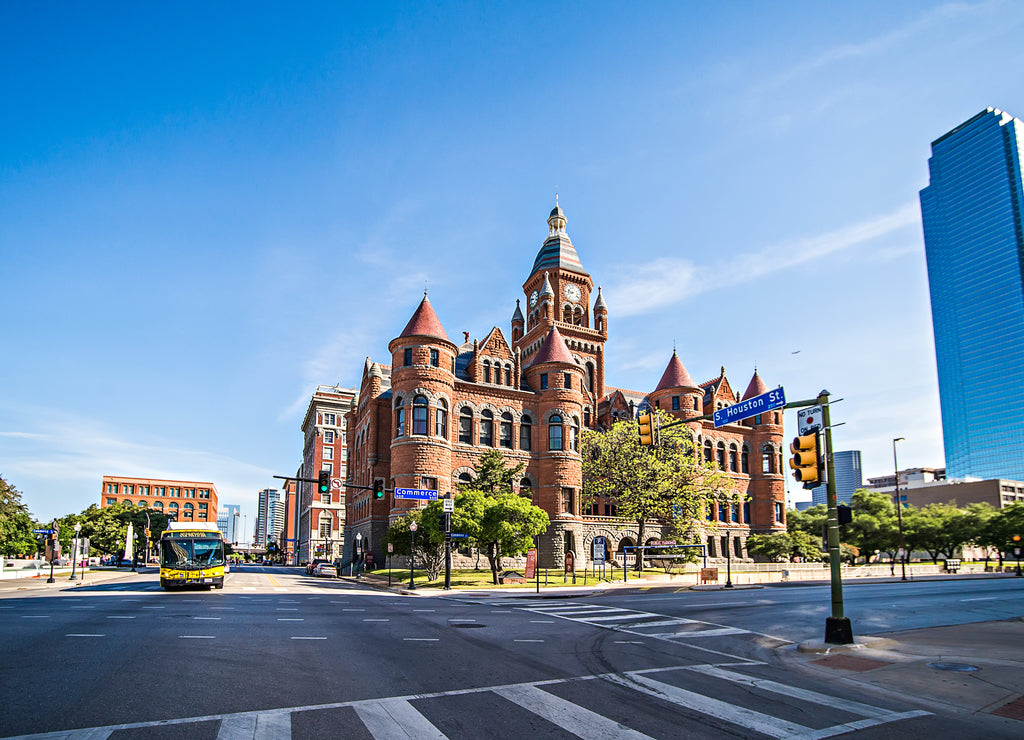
520 415 532 451
458 472 473 487
318 512 332 539
153 501 163 510
519 478 532 498
499 412 513 448
586 362 595 392
458 408 473 444
480 410 494 447
703 439 713 463
394 398 405 437
483 361 491 384
563 305 573 323
569 417 580 451
505 365 512 386
548 414 563 451
743 501 751 523
762 444 774 473
184 503 194 519
435 399 448 439
412 395 428 436
728 444 738 472
716 442 726 469
583 407 591 428
573 306 583 325
741 444 750 473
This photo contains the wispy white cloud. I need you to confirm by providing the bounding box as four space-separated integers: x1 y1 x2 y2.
608 202 920 317
0 431 47 439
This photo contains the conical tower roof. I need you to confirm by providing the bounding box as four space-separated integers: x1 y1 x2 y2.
529 326 575 366
593 285 607 312
399 294 451 343
655 351 698 391
512 299 524 323
743 370 769 400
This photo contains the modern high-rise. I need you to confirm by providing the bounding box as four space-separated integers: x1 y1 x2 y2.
920 108 1024 482
808 450 863 507
255 488 279 547
217 504 241 543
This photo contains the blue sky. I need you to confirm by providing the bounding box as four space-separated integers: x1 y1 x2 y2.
3 1 1024 530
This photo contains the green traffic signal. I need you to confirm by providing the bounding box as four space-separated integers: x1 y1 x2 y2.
318 470 330 494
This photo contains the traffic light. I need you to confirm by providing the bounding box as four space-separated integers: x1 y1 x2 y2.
789 433 822 489
637 412 654 446
318 469 330 494
373 480 384 500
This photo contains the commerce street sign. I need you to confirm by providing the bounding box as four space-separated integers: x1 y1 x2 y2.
394 488 439 501
713 387 786 428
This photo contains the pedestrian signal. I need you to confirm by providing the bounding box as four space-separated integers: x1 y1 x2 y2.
789 433 822 489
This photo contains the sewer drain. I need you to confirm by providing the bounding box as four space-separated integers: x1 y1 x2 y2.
450 623 486 629
927 662 978 672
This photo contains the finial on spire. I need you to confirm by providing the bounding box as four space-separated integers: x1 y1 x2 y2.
424 280 428 298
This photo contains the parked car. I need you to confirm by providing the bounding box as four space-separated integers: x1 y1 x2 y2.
312 563 337 577
304 559 330 575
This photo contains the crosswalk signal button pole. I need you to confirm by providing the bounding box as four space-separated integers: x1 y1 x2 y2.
789 433 822 489
637 413 654 446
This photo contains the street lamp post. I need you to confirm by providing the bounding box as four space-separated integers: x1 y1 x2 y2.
355 533 363 578
893 437 907 581
409 521 418 590
69 522 82 581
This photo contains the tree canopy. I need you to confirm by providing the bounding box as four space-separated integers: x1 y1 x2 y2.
0 475 38 557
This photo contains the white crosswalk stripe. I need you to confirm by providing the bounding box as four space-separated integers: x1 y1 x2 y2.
2 663 929 740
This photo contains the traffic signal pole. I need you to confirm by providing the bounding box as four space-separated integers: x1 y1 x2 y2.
819 391 852 644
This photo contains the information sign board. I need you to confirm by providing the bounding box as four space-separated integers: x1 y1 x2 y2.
592 536 606 565
394 488 439 501
713 387 786 428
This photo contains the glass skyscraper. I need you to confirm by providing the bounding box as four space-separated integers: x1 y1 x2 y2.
920 108 1024 482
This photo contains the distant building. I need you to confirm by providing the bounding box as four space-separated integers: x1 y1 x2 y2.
866 470 1024 510
278 480 296 563
920 108 1024 481
806 450 863 507
100 475 218 524
255 488 278 547
217 504 241 543
296 384 356 563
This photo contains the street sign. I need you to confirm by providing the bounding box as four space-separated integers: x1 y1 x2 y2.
713 387 786 428
395 488 439 501
650 540 676 547
449 533 469 539
799 405 823 435
442 498 454 513
592 536 606 565
331 478 342 490
32 529 56 535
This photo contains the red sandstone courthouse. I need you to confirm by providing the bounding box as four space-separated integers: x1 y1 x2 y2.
345 204 786 568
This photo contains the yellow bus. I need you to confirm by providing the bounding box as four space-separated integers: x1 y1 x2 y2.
159 522 226 590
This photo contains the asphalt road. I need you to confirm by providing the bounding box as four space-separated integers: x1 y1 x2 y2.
0 567 1019 739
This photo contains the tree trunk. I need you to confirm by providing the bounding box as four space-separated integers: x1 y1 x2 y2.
635 519 646 573
487 542 500 584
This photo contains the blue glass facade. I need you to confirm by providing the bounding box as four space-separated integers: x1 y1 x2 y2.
809 450 863 507
920 109 1024 482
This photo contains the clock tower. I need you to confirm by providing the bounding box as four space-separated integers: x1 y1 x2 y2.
515 201 607 413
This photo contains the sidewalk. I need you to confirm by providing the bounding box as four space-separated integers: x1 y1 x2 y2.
0 567 151 592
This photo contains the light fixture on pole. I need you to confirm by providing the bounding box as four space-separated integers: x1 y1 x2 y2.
409 521 418 590
893 437 907 581
355 532 363 578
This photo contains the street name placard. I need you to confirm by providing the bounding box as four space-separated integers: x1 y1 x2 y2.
32 529 56 535
394 488 439 501
713 387 786 428
450 533 469 539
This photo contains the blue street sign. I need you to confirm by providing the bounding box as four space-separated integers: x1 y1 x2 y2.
713 387 786 428
394 488 439 501
32 529 56 534
450 533 469 539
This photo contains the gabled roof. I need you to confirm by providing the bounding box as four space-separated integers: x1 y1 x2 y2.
529 326 575 366
655 351 698 391
399 294 451 343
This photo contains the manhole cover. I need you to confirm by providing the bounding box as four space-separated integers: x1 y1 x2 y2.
450 623 486 629
927 662 978 672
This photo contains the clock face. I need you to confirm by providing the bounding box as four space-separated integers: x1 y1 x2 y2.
564 284 581 302
530 290 538 307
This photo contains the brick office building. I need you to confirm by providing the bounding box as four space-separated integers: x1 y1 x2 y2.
344 204 786 567
294 384 356 564
100 475 218 524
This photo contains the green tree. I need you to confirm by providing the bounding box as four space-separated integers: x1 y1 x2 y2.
786 504 827 538
458 448 526 496
581 412 723 573
903 503 970 563
845 489 899 564
790 529 825 561
985 503 1024 567
0 476 38 557
746 533 792 562
463 490 549 584
963 502 997 566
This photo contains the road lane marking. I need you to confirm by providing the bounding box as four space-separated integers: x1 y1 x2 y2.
278 618 304 621
404 638 439 641
343 608 365 612
514 639 545 643
494 683 653 739
107 616 135 619
413 609 435 612
70 606 95 609
604 672 809 738
217 711 291 740
290 636 327 640
267 575 281 587
959 596 998 602
66 634 105 638
364 618 389 622
276 608 298 611
179 635 216 639
20 615 51 619
530 620 555 623
354 699 447 740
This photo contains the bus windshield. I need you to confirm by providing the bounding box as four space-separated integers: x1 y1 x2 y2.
161 538 225 569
